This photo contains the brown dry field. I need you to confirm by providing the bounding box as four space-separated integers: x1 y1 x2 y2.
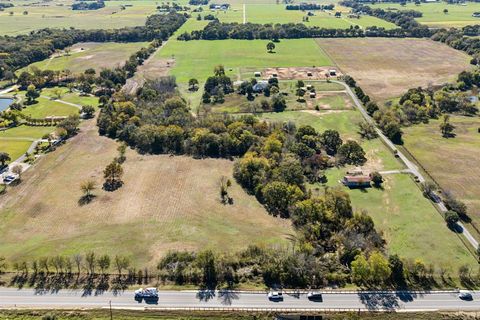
0 119 293 266
316 38 473 101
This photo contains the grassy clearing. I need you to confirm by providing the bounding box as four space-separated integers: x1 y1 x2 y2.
371 2 480 28
0 0 158 36
0 120 293 266
22 42 150 74
403 116 480 234
259 110 476 269
316 38 472 102
158 39 333 83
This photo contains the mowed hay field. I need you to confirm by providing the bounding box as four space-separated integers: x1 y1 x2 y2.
0 0 158 36
23 42 150 74
371 2 480 28
213 4 396 29
259 110 477 268
403 116 480 236
0 120 293 266
317 38 472 102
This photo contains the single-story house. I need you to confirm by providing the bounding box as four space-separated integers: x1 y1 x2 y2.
252 81 269 93
342 174 371 188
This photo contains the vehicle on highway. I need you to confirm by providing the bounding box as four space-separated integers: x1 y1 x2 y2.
268 291 283 301
134 288 159 303
307 291 323 301
459 290 473 301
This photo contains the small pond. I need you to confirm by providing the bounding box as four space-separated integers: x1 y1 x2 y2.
0 97 14 112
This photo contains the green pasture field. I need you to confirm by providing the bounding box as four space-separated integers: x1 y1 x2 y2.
0 0 158 36
211 4 396 29
371 2 480 27
22 42 150 75
403 116 480 237
158 39 334 83
259 110 477 269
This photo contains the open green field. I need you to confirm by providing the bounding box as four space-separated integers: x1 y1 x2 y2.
371 2 480 28
0 0 158 36
403 116 480 236
0 125 56 162
259 110 477 269
0 120 293 266
20 98 78 118
22 42 149 74
211 4 396 29
158 39 333 83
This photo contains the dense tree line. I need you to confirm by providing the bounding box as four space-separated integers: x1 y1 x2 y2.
72 0 105 10
432 26 480 64
176 18 434 41
285 3 335 10
0 12 187 80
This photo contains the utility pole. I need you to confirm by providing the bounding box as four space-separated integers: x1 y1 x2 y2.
109 300 113 320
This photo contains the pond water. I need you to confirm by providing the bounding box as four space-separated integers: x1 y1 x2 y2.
0 97 14 112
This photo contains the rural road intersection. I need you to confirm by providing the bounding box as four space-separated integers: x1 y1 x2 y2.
1 288 480 311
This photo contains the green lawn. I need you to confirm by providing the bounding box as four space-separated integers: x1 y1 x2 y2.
259 110 477 269
0 126 56 140
22 42 150 74
0 126 56 162
371 2 480 27
158 39 334 83
18 97 79 119
0 140 33 163
0 0 158 36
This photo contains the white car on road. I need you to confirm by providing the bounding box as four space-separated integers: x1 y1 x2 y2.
268 291 283 301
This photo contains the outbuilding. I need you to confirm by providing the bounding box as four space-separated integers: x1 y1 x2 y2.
342 175 371 188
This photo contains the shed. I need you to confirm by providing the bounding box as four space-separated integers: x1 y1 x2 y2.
254 71 261 77
307 71 313 77
329 69 337 76
342 175 371 188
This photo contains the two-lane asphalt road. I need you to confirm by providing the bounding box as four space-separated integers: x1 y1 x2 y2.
1 289 480 311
